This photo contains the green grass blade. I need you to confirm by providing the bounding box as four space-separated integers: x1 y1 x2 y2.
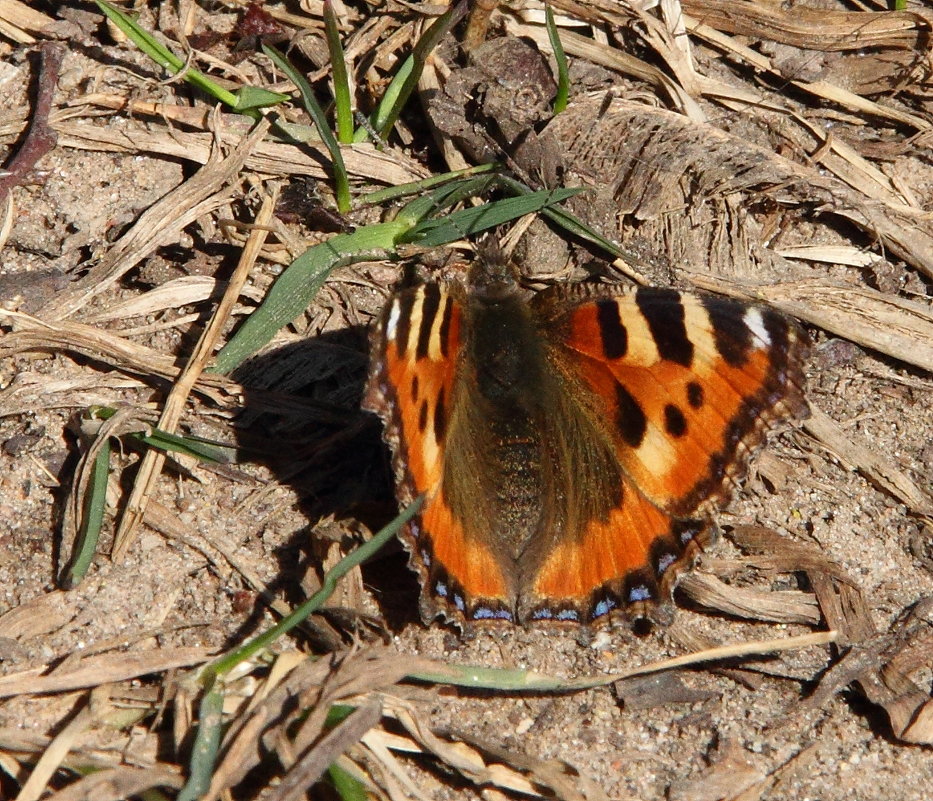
495 174 622 257
408 188 583 247
96 1 272 113
64 438 111 587
132 429 237 464
545 3 569 114
204 496 424 679
409 632 836 690
369 1 469 142
324 1 354 144
234 85 290 112
356 163 499 208
358 55 411 144
324 704 357 727
263 43 351 213
211 220 410 374
539 202 622 255
96 1 185 72
327 763 367 801
176 681 224 801
391 174 502 228
405 661 598 691
87 406 237 463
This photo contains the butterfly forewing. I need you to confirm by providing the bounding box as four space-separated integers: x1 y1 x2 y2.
534 286 809 518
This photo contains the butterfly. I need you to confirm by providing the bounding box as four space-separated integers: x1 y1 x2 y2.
363 269 809 629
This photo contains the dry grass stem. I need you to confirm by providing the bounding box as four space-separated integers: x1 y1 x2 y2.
0 647 213 699
112 183 279 559
0 0 54 43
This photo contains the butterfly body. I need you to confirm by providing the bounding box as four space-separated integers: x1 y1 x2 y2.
364 277 808 629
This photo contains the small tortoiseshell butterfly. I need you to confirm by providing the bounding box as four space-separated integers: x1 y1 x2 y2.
363 267 809 629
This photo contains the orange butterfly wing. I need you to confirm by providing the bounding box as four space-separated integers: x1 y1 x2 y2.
540 287 809 515
364 283 514 623
525 286 808 623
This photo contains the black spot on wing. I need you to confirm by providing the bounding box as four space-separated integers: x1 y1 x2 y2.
418 399 428 432
616 383 647 448
416 284 441 360
636 288 693 367
664 404 687 438
434 387 447 441
438 292 453 358
597 299 628 359
687 381 704 409
411 374 419 403
701 296 753 368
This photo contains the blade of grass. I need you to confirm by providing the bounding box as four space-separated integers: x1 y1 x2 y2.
325 704 357 727
408 188 583 247
545 3 569 114
407 662 584 692
234 85 292 113
88 406 237 463
95 1 287 114
64 438 110 587
393 176 577 240
324 1 354 144
263 43 351 213
327 763 367 801
176 682 225 801
132 429 236 463
211 219 411 374
364 1 469 142
356 56 410 144
355 163 499 208
95 1 235 103
392 174 503 228
495 174 623 257
406 631 837 690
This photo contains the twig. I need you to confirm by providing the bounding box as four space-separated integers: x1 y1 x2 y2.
111 179 279 561
0 42 64 206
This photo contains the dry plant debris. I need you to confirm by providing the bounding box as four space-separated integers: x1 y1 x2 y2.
0 0 932 799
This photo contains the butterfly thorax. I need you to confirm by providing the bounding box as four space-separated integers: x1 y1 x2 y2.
467 285 542 409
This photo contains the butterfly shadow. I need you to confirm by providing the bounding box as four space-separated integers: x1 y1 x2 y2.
230 326 426 642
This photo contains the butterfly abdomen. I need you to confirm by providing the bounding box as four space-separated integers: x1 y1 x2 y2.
452 288 555 560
